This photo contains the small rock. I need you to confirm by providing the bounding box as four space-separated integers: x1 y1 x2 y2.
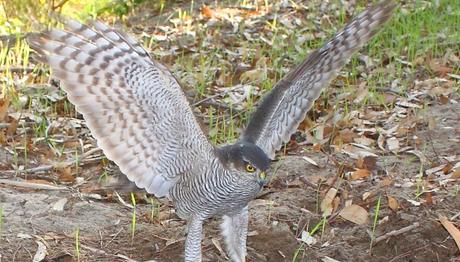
52 198 68 212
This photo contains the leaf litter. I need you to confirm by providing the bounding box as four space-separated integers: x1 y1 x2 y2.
0 0 459 261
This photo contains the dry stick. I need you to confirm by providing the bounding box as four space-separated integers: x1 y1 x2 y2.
192 85 246 107
387 243 430 262
451 211 460 221
80 244 139 262
372 222 420 245
0 179 68 190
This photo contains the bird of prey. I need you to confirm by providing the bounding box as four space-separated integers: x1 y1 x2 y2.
28 1 395 261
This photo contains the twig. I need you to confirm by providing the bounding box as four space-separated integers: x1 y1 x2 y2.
192 85 245 107
115 254 139 262
52 0 69 10
0 179 68 191
80 244 108 255
451 211 460 221
0 67 36 74
387 244 430 262
372 222 420 245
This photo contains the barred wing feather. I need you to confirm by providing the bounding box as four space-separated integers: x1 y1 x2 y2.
28 20 215 197
241 0 396 159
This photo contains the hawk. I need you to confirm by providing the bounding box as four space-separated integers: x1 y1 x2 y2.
28 1 395 261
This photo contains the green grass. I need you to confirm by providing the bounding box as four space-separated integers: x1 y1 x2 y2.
130 192 137 244
0 206 3 237
292 216 327 262
0 0 458 259
74 228 81 262
149 197 160 223
370 194 382 249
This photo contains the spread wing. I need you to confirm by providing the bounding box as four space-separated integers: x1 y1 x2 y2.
28 20 215 197
241 0 396 159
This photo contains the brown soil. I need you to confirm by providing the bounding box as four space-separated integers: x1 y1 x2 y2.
1 102 459 262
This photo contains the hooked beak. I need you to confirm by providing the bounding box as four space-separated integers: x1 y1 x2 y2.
258 171 267 186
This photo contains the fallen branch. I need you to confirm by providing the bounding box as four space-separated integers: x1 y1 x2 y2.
0 179 68 191
373 222 420 245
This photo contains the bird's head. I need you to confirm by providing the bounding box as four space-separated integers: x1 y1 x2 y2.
217 141 270 186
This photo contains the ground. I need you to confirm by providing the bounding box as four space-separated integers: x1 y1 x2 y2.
1 103 459 261
0 0 459 261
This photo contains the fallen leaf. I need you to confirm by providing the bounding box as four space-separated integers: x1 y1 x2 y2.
33 241 47 262
362 192 372 201
52 198 68 212
451 169 460 179
211 237 227 258
425 192 434 205
334 129 357 144
377 134 385 151
201 5 214 19
442 162 453 174
387 196 399 211
6 117 18 135
386 137 400 153
354 136 375 146
339 204 369 225
0 96 10 121
429 60 453 76
356 156 378 170
300 231 317 246
439 94 449 104
350 169 371 180
320 188 337 217
26 179 54 185
439 215 460 251
302 156 319 167
58 167 75 183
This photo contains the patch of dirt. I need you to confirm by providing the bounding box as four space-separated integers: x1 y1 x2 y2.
1 102 459 261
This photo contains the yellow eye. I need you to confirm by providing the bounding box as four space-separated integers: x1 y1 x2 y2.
246 164 256 173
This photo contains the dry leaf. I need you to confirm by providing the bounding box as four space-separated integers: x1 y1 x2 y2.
26 179 55 185
320 188 337 217
354 136 375 146
425 192 434 205
300 231 317 245
377 134 385 151
33 241 47 262
350 169 371 180
52 198 68 212
58 167 75 183
334 129 356 144
201 5 214 19
379 178 394 187
302 156 319 167
439 215 460 251
362 192 372 201
339 204 369 225
6 117 18 135
239 68 266 83
451 169 460 179
386 137 400 153
387 196 399 211
429 60 453 76
0 96 10 121
442 162 453 174
356 155 378 170
439 94 449 104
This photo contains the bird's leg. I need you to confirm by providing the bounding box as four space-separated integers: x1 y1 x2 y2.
220 206 249 262
185 216 204 262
